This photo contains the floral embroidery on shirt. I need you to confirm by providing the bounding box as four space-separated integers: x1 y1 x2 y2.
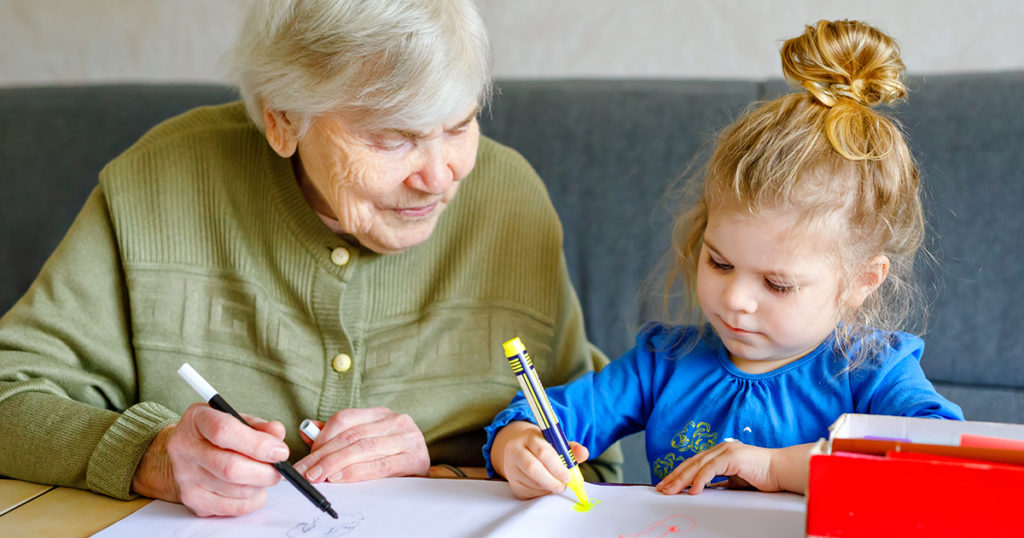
653 420 720 479
652 452 678 479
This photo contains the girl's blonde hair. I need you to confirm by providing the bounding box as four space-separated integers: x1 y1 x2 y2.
669 19 923 364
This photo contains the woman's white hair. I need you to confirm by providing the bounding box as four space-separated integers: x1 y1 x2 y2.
224 0 492 135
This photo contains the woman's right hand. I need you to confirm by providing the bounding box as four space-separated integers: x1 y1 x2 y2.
131 402 288 517
490 420 589 500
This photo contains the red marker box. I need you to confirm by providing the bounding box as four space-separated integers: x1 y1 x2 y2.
806 414 1024 538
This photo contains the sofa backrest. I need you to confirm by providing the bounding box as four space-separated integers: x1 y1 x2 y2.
2 76 1022 482
478 79 758 359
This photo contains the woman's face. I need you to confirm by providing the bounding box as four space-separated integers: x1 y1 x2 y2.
293 101 480 254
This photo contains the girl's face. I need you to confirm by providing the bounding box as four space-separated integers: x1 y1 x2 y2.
696 208 846 374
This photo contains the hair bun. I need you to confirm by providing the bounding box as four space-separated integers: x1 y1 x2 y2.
781 19 907 108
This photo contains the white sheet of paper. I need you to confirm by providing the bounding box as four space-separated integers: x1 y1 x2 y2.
95 478 805 537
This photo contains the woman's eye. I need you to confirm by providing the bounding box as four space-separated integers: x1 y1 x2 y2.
376 141 409 151
371 135 412 151
765 280 795 294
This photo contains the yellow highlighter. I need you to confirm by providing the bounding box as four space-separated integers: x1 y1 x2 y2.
502 337 591 508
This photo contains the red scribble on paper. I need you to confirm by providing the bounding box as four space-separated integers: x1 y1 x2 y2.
619 514 696 538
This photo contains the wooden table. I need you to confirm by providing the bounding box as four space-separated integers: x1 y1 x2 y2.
0 478 151 536
2 476 810 537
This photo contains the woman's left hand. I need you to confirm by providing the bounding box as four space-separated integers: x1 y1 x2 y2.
293 407 430 483
654 441 813 495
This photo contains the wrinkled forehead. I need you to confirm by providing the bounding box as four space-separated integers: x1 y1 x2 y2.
332 99 481 139
342 96 482 134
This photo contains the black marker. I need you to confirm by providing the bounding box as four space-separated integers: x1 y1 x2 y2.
177 363 338 519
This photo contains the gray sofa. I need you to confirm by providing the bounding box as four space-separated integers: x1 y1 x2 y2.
2 73 1022 483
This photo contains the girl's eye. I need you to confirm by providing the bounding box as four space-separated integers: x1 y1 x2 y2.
765 279 795 294
706 255 732 271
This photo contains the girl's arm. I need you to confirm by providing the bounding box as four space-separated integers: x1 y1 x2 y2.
482 364 641 489
483 324 682 496
853 334 964 420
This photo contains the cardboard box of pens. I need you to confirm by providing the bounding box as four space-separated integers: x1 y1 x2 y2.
805 413 1024 537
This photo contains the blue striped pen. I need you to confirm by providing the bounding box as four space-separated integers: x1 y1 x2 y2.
502 337 591 508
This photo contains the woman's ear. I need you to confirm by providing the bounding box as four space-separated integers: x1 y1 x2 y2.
262 101 299 158
847 255 890 308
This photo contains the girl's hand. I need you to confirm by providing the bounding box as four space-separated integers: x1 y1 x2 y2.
655 441 813 495
490 421 590 500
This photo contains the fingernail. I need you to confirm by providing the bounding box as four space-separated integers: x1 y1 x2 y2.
307 465 323 482
270 447 289 462
327 471 343 482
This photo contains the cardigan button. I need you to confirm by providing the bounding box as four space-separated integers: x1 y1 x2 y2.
331 353 353 373
330 247 351 266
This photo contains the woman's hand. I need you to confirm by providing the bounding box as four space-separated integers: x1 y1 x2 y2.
131 403 287 517
655 441 813 495
293 407 430 483
489 420 590 500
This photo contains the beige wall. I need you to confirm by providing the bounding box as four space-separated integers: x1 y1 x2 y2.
2 0 1021 86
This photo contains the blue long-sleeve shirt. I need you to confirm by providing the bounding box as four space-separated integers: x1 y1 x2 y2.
484 323 963 484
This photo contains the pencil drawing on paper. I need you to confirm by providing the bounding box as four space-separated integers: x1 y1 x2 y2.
619 514 696 537
286 513 364 537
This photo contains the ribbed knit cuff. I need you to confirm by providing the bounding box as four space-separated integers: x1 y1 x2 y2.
86 401 178 500
481 405 536 478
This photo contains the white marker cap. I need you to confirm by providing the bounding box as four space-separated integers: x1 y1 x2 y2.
177 363 218 402
300 419 321 441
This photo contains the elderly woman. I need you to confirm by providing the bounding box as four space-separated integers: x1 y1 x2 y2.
0 0 620 517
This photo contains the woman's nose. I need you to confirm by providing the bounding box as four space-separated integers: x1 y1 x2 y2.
408 139 455 194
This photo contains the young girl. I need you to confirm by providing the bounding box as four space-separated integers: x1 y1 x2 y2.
483 19 963 499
